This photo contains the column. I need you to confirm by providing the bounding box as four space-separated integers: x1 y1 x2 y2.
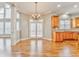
11 4 17 45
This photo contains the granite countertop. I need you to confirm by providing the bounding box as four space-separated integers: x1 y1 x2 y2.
52 28 79 32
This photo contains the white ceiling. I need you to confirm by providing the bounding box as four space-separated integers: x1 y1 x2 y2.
11 2 79 16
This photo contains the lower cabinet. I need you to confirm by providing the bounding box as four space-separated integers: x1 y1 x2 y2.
53 32 78 42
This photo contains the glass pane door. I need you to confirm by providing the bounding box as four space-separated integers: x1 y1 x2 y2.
0 38 4 50
30 22 36 38
30 20 43 38
37 22 43 38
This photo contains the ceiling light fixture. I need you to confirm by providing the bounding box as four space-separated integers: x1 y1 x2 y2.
57 4 61 7
74 4 78 8
32 2 40 20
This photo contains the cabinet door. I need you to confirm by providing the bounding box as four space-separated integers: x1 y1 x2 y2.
69 32 73 39
73 32 78 40
60 32 63 41
56 32 63 42
56 32 60 41
75 17 79 28
51 16 59 28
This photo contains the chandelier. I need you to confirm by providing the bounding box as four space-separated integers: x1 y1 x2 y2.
32 2 40 20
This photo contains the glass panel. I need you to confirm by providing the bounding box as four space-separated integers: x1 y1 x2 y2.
16 12 20 31
0 14 4 19
30 19 43 38
60 19 71 29
5 21 11 34
0 8 4 13
5 8 11 18
30 23 36 37
5 38 11 52
37 23 43 37
17 12 20 19
0 38 4 50
0 22 4 34
16 21 20 31
0 8 4 19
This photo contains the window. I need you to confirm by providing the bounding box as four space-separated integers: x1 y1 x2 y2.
16 12 20 31
0 3 12 52
5 38 11 51
17 12 20 19
16 12 20 40
37 23 43 37
0 38 11 51
60 19 71 29
0 38 4 50
0 8 4 13
0 3 11 34
4 3 11 34
30 19 43 38
5 8 11 19
0 8 4 19
0 22 4 34
16 21 20 31
5 21 11 34
30 22 36 37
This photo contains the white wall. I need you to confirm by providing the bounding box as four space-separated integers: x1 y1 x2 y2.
19 13 79 42
43 14 52 41
20 13 53 41
19 13 59 41
20 14 29 40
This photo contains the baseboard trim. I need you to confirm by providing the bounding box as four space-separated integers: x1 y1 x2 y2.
12 37 52 46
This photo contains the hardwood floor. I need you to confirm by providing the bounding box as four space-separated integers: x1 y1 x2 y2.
11 39 79 57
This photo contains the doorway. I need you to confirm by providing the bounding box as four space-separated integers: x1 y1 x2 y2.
29 19 43 39
29 19 43 56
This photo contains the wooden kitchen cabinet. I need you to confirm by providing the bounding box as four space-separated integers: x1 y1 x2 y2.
53 32 78 42
75 17 79 28
51 16 59 28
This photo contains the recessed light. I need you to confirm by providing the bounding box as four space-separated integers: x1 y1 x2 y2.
74 4 78 8
61 14 69 19
57 4 61 7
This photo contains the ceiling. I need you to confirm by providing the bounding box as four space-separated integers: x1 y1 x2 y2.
10 2 79 16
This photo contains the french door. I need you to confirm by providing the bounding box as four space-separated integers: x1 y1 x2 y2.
29 20 43 38
30 20 43 55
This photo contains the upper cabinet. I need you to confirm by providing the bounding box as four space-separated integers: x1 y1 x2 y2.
51 16 79 29
75 17 79 28
51 16 59 28
72 17 79 28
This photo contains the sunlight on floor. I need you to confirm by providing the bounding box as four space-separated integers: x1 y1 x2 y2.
30 40 43 56
59 46 72 57
11 40 79 57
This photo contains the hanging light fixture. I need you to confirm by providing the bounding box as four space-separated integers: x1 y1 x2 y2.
32 2 40 20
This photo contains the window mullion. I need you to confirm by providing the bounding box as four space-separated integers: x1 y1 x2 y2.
3 6 6 34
